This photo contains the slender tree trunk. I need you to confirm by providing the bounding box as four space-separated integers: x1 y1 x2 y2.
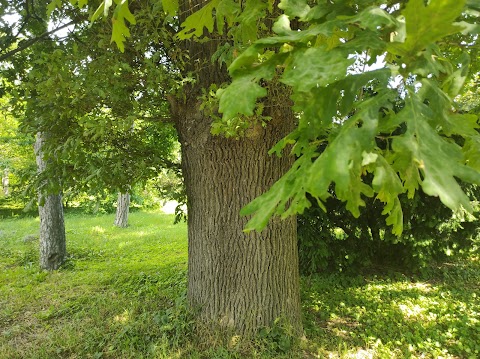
1 168 8 196
34 133 66 270
114 192 130 228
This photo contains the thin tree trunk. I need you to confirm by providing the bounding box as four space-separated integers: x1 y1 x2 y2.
114 192 130 228
1 168 8 196
34 132 66 270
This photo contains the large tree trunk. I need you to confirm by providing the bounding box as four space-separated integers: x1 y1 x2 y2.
114 192 130 228
35 133 66 270
173 0 302 336
172 103 302 335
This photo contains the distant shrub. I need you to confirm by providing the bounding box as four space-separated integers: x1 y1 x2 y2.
298 185 480 274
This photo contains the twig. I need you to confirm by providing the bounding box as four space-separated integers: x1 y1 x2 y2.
0 21 76 62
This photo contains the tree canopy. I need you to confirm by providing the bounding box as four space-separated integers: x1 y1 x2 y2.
61 0 480 235
1 0 179 202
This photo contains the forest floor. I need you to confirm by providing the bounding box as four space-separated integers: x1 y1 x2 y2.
0 211 479 358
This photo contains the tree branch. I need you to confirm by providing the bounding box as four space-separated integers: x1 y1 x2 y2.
0 21 76 62
137 115 174 123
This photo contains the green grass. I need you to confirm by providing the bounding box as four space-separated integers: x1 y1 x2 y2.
1 211 479 358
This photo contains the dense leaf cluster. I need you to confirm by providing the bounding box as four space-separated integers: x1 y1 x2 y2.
213 0 480 236
1 3 180 202
298 184 479 274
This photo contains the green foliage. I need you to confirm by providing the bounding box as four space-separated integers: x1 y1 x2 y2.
0 97 36 202
153 293 196 346
0 197 36 218
8 16 179 201
45 0 480 239
199 84 272 139
457 73 480 116
177 0 218 39
298 186 480 274
387 0 466 57
63 191 119 214
301 93 478 273
87 0 136 51
258 319 295 354
298 54 480 275
217 77 267 121
2 0 181 219
211 0 480 235
161 0 178 17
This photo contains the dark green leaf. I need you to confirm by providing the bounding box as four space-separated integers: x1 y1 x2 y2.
281 47 354 92
387 0 466 56
217 77 267 120
278 0 310 20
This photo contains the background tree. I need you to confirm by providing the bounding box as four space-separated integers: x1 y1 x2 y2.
0 0 71 270
0 96 36 203
34 132 67 269
2 0 178 213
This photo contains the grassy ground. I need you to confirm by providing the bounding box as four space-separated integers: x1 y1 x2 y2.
0 211 479 358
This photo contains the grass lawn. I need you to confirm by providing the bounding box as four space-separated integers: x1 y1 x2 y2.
1 211 479 358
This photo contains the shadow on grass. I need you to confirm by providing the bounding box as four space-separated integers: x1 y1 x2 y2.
301 260 480 357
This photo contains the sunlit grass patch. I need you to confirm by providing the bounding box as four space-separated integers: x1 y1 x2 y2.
0 211 189 358
302 262 480 358
90 225 106 234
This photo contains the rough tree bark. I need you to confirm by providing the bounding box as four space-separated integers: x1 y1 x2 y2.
173 105 302 335
34 132 66 270
114 192 130 228
172 1 302 334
